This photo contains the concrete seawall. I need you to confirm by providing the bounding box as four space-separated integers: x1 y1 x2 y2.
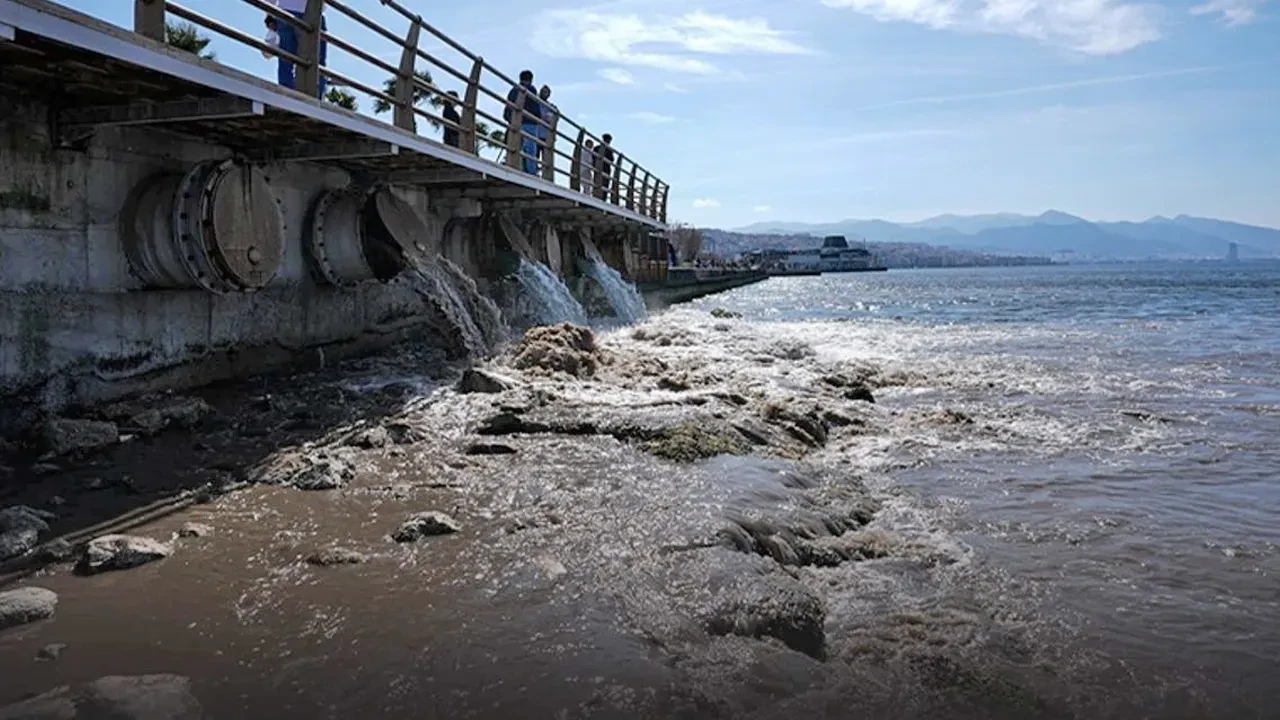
640 269 767 309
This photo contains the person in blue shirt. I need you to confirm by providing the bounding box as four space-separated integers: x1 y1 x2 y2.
272 0 328 97
505 70 543 174
536 85 558 172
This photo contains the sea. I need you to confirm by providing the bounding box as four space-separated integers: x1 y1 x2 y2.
679 260 1280 717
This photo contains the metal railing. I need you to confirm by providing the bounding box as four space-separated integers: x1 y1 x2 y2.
131 0 669 223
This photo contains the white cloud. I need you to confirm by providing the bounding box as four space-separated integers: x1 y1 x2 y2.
664 82 691 94
753 205 773 212
598 67 636 85
693 198 722 208
531 10 810 75
822 0 1162 55
629 111 677 124
1191 0 1269 25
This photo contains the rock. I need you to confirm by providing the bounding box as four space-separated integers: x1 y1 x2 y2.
157 397 213 429
392 511 461 542
81 534 172 574
709 308 742 319
642 423 749 463
35 643 66 662
767 340 815 361
349 426 391 449
305 547 369 566
128 408 167 436
40 418 118 457
0 674 204 720
34 539 75 563
761 403 829 448
177 523 212 539
511 323 602 378
465 442 517 456
0 506 54 535
841 384 876 404
0 587 58 631
704 574 826 660
82 477 106 491
31 463 61 476
456 368 515 394
290 458 353 491
1 530 39 563
384 422 426 445
657 375 691 392
46 496 66 508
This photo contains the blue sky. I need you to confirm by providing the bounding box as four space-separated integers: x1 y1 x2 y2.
60 0 1280 228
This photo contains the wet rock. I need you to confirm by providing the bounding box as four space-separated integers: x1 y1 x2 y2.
177 523 213 539
929 409 973 426
392 511 461 542
704 574 826 660
476 412 551 436
82 477 106 491
0 587 58 630
31 463 60 476
349 426 391 449
81 535 172 574
709 308 742 319
511 323 602 378
657 374 691 392
465 442 517 456
385 422 427 445
305 547 369 566
642 423 749 463
761 403 829 448
34 539 75 563
290 458 353 491
46 496 66 509
40 418 118 457
767 340 815 361
0 674 204 720
456 368 515 394
35 643 66 662
0 506 54 535
841 384 876 403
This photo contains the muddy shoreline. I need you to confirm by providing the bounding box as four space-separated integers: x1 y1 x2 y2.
0 313 1202 719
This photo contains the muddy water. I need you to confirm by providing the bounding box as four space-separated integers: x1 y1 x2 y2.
3 263 1278 718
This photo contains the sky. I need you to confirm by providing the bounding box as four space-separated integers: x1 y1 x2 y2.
56 0 1280 229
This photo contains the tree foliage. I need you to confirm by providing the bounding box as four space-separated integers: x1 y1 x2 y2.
373 69 444 128
166 22 215 60
325 87 358 111
669 224 704 264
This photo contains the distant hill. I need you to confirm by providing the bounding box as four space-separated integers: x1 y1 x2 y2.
734 212 1280 260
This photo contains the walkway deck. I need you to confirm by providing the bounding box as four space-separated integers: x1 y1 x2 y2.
0 0 668 230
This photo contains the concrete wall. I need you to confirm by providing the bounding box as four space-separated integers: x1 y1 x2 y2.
0 96 462 428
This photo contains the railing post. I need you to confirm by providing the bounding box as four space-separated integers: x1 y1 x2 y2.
639 169 651 218
624 161 638 211
504 86 527 170
659 183 669 223
296 0 325 98
134 0 164 41
569 127 585 192
461 56 483 154
540 110 560 182
394 18 421 132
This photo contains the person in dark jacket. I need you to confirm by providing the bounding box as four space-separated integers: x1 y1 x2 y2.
442 90 461 148
505 70 543 174
593 133 615 200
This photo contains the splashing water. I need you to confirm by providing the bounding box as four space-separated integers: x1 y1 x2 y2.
399 257 507 359
583 258 647 324
512 258 589 326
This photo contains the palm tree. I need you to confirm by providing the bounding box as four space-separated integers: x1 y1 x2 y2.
325 87 358 111
373 69 443 127
166 21 215 60
474 121 506 160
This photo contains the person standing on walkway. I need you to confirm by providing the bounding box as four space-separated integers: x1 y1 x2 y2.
594 133 615 200
274 0 329 97
537 85 558 172
579 138 596 195
442 90 462 148
505 70 542 175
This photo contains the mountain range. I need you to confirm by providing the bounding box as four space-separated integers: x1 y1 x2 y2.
733 212 1280 260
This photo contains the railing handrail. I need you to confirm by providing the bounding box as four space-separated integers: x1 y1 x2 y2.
135 0 666 223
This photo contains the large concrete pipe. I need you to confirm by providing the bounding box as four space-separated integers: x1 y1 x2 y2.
304 185 435 286
123 159 286 293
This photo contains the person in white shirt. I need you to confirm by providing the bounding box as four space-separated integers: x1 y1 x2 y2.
270 0 328 97
579 139 595 195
